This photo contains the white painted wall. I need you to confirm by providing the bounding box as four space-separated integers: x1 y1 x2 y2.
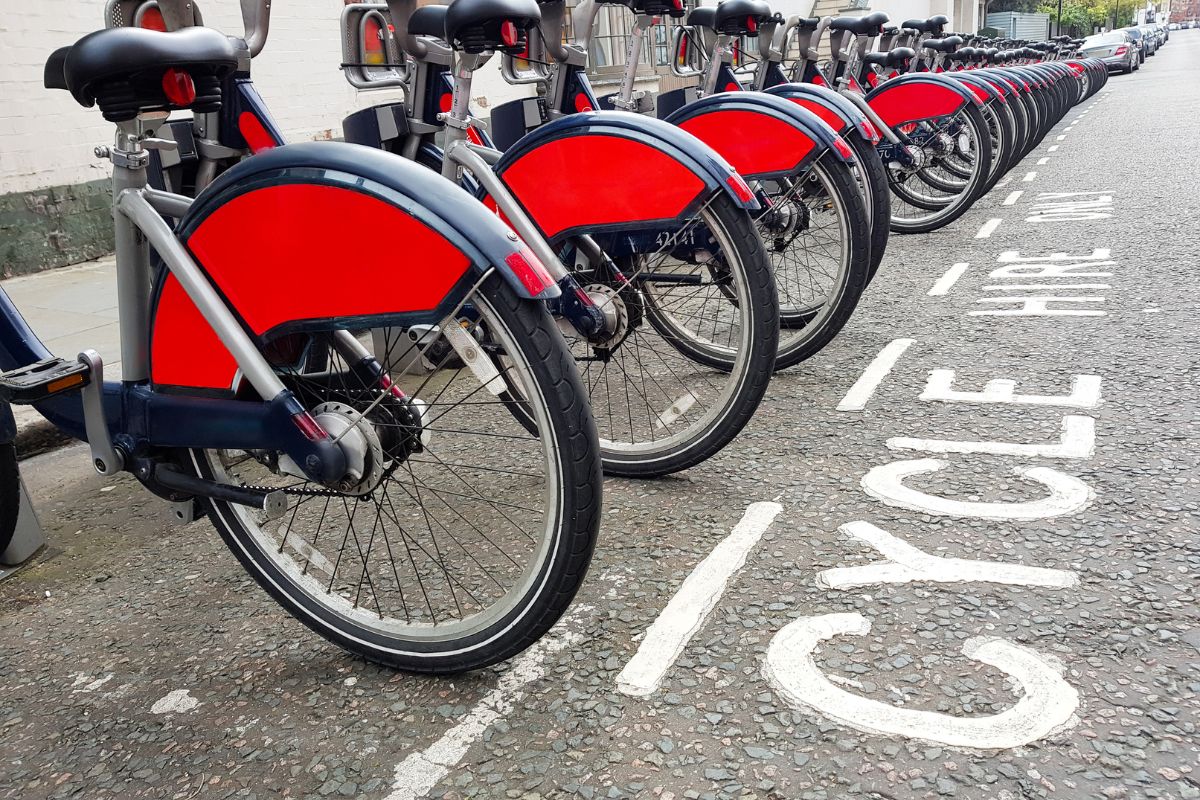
0 0 531 194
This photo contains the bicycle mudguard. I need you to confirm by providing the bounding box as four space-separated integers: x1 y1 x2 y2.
488 111 757 242
952 73 1006 104
663 93 851 183
149 141 557 393
864 73 981 128
762 82 879 142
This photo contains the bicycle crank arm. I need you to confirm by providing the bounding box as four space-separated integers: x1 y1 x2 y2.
142 462 287 519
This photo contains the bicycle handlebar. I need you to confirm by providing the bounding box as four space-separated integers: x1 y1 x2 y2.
241 0 271 57
150 0 270 57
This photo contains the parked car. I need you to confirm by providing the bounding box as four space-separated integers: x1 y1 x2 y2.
1169 22 1179 30
1123 27 1148 62
1139 27 1158 55
1081 30 1138 73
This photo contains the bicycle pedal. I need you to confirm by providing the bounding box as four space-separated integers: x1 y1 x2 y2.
0 357 91 404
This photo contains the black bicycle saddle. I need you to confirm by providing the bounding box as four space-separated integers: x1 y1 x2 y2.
920 35 963 53
901 14 948 33
863 46 916 68
444 0 540 53
44 26 237 122
828 12 889 36
793 16 822 30
712 0 772 35
409 5 449 38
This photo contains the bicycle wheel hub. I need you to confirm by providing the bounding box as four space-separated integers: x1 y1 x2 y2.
311 402 384 495
580 284 630 351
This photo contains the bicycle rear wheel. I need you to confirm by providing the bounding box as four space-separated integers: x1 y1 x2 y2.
887 103 993 234
187 273 602 674
582 190 779 477
756 151 871 369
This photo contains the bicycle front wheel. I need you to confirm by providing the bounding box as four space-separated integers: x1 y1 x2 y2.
188 273 602 674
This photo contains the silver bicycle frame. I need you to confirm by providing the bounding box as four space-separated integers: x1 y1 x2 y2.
106 118 288 402
439 53 571 283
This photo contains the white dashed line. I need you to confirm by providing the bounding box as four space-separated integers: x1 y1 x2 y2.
836 338 915 412
927 262 970 296
1048 145 1059 152
615 502 784 696
1002 190 1023 206
1037 158 1049 165
975 218 1003 239
1023 172 1037 182
1056 135 1067 141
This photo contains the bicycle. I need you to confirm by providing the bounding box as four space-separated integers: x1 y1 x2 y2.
15 15 605 675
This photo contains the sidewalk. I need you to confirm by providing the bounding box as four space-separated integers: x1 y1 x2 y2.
2 256 121 458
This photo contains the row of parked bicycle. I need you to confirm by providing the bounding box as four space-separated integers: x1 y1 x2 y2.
5 0 1106 673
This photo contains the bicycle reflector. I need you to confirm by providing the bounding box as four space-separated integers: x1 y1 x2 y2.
292 411 330 442
505 245 556 298
364 15 386 65
831 135 853 160
746 16 758 34
162 69 197 107
726 174 755 204
138 6 167 31
500 20 519 48
858 118 881 143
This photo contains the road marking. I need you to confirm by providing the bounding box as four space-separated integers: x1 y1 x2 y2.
616 501 783 696
1056 134 1067 141
971 297 1105 316
982 284 1110 291
975 218 1002 239
817 522 1079 590
1037 157 1049 165
1048 145 1059 152
927 262 969 296
1002 191 1023 206
861 459 1093 520
1023 171 1037 182
1143 308 1161 313
919 371 1102 408
386 572 620 800
887 415 1096 459
836 339 915 411
764 613 1079 750
151 689 200 714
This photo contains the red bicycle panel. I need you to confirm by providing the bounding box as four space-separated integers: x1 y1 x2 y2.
784 97 848 134
962 82 991 104
498 134 706 238
151 276 239 390
676 110 814 179
151 183 470 390
869 81 968 127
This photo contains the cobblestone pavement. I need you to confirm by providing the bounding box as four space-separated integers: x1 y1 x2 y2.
2 32 1198 800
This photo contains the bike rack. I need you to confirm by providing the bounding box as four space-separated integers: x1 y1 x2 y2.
0 479 47 578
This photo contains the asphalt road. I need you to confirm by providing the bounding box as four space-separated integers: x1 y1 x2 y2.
3 33 1199 800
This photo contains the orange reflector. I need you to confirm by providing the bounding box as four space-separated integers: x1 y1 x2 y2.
46 374 84 394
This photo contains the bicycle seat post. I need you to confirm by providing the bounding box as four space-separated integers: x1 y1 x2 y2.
614 13 654 110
